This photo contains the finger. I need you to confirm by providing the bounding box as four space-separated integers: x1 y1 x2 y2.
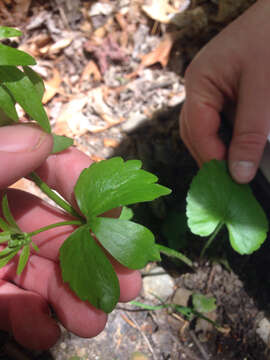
183 79 226 163
2 252 141 338
0 280 60 350
0 124 53 188
228 69 270 183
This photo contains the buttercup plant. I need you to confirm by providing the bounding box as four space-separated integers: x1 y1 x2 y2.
0 26 192 313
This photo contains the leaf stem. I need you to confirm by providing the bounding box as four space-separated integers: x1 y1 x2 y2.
28 220 83 237
200 222 224 258
156 244 193 268
29 172 84 220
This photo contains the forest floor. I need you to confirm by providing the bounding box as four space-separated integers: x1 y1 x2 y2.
1 1 270 359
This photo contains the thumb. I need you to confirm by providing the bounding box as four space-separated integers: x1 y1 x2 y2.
0 124 53 189
228 78 270 184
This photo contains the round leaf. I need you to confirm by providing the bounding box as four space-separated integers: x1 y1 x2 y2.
60 225 120 313
187 160 268 254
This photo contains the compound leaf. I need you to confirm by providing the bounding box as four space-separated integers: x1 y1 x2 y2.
0 66 50 133
187 160 268 255
17 244 30 275
75 157 171 220
0 26 22 38
52 134 73 154
60 225 120 313
0 85 18 122
91 217 161 269
0 43 35 66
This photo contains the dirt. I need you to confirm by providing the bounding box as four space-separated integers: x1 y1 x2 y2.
1 1 270 359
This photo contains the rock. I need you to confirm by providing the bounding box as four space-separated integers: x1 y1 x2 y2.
172 288 192 307
143 266 175 300
256 318 270 346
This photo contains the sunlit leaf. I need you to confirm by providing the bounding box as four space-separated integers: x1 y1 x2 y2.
91 217 161 269
119 206 134 220
52 134 73 154
0 66 50 133
60 225 120 313
75 157 171 220
186 160 268 254
0 43 35 66
0 26 22 38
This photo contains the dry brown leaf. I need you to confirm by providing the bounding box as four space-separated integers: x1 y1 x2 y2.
103 138 119 148
142 0 178 23
80 60 102 83
42 68 62 104
127 31 182 78
49 38 73 56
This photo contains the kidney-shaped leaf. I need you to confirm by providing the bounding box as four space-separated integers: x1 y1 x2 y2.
75 157 171 219
0 66 50 133
0 43 36 66
91 217 161 269
60 225 120 313
187 160 268 254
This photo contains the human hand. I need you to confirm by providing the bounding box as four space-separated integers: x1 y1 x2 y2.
0 124 141 349
180 0 270 183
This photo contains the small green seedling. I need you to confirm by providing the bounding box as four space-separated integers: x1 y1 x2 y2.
0 27 192 313
187 160 269 257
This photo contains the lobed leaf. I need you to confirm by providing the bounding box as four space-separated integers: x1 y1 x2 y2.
75 157 171 220
187 160 268 254
0 85 18 122
0 43 35 66
0 26 22 38
91 217 161 269
0 66 50 133
52 134 73 154
60 225 120 313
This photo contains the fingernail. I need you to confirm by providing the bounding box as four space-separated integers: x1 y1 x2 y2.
230 161 256 183
0 124 47 152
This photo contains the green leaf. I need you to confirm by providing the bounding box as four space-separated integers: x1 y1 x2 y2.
0 85 18 122
2 194 21 232
23 66 45 100
0 249 18 268
192 293 217 313
60 225 120 313
119 206 134 220
0 66 50 133
31 242 39 252
75 157 171 220
17 244 30 275
0 26 22 38
52 134 73 154
0 43 36 66
0 217 10 232
186 160 268 255
91 217 161 269
0 231 11 243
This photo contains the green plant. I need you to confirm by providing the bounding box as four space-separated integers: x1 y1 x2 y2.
0 27 192 313
187 160 269 257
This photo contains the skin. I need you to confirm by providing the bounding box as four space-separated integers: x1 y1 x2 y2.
0 124 142 350
180 0 270 183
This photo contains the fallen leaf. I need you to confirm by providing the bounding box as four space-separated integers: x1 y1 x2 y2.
49 37 73 56
80 60 102 83
103 138 119 148
43 68 61 104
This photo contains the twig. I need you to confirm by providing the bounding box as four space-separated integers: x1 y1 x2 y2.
122 311 158 360
189 330 210 360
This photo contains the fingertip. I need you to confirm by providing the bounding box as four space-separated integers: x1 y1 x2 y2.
9 293 60 350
